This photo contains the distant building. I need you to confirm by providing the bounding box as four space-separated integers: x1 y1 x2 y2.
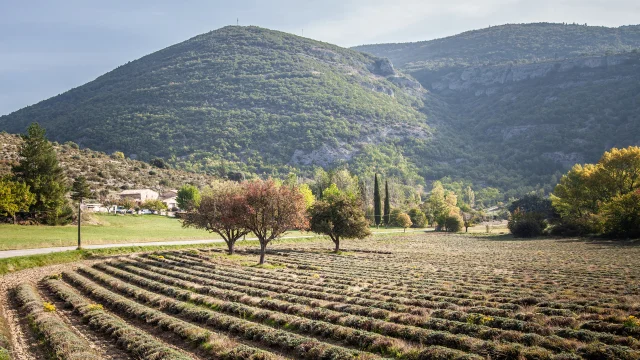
118 189 159 203
82 203 108 212
162 196 179 210
160 190 178 200
159 190 179 210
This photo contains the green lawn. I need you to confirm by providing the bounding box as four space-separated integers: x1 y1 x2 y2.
0 214 416 250
0 214 223 250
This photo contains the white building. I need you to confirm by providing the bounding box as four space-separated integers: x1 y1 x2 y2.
118 189 159 203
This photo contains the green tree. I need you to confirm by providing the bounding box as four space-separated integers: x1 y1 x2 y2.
551 146 640 237
71 176 92 249
383 180 391 227
389 208 403 227
177 184 201 211
141 199 168 212
71 176 91 202
0 178 35 224
309 189 371 252
428 181 448 229
298 183 315 209
407 208 428 228
119 198 135 212
444 215 463 232
373 174 381 227
11 123 69 225
601 190 640 238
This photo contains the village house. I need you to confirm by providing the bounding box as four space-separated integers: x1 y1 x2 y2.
118 189 159 203
160 189 179 210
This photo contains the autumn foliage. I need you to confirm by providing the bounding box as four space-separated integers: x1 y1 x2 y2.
244 180 309 264
184 179 308 263
551 146 640 238
182 181 250 254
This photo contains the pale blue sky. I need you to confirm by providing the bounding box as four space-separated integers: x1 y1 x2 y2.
1 0 639 115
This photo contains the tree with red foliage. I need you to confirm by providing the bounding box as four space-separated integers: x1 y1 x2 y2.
182 181 249 254
243 179 308 264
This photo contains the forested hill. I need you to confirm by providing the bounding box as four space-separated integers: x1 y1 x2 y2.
353 23 640 196
353 23 640 72
2 23 640 201
0 26 428 180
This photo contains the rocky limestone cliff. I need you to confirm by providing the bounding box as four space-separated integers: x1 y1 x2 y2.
430 54 639 93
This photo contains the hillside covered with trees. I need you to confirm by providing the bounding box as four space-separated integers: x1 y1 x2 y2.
1 23 639 202
355 23 640 197
0 26 428 182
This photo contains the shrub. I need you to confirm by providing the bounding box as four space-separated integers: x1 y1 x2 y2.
623 316 640 328
408 208 428 228
111 151 125 160
508 209 546 238
467 314 494 325
444 215 463 232
151 158 168 169
86 304 104 311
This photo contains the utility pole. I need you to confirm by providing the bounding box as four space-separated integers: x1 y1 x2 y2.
77 200 82 249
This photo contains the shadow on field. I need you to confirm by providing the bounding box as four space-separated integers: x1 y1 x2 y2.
472 234 640 247
560 237 640 247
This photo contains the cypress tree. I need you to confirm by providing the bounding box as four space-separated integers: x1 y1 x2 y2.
384 180 390 227
374 174 381 227
12 123 69 224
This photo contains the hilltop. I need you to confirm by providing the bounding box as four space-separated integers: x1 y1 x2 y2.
354 23 640 71
0 132 216 196
0 26 427 181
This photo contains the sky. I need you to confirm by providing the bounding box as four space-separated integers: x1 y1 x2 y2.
1 0 639 116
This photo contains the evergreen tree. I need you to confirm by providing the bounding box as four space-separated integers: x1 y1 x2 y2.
373 174 381 227
383 180 390 227
12 123 69 224
71 176 91 202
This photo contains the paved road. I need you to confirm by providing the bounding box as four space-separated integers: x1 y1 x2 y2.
0 230 424 259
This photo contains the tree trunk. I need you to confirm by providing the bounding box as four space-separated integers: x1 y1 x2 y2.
259 242 266 265
333 238 340 253
403 227 406 233
228 241 235 255
13 215 16 225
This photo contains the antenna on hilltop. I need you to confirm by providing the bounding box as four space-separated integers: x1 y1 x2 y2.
237 18 239 26
302 29 304 37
